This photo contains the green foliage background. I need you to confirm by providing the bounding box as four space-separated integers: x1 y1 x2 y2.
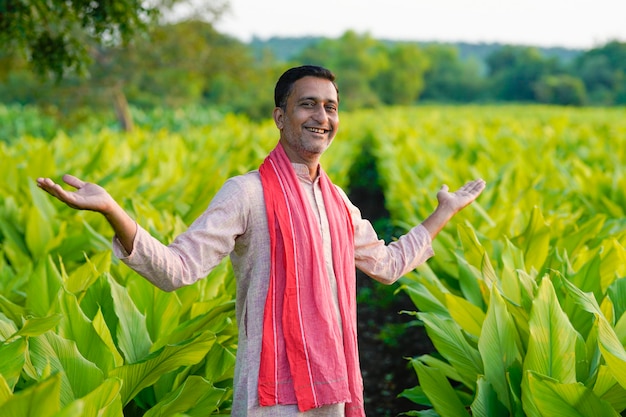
1 104 626 416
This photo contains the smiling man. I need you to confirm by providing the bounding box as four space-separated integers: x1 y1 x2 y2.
37 65 485 416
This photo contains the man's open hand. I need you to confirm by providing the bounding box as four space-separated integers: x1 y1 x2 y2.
37 174 115 214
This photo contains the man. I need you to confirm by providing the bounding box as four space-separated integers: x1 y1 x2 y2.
37 65 485 416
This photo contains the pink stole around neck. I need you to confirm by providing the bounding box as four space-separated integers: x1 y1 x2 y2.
257 143 364 415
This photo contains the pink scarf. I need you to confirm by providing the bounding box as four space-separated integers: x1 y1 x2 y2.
257 143 364 415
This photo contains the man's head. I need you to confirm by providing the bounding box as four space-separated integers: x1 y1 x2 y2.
274 65 338 109
273 65 340 177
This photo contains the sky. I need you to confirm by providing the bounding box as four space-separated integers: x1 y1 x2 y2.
213 0 626 50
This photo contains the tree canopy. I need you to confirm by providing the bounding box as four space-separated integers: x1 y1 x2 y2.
0 0 161 78
1 1 625 128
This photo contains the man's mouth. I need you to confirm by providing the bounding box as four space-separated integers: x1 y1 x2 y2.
306 127 329 134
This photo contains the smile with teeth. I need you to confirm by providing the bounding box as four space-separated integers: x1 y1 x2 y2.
306 127 328 134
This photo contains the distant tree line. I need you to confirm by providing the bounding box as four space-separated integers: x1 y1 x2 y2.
1 18 625 128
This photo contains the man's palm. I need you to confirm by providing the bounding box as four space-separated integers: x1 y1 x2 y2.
437 179 486 213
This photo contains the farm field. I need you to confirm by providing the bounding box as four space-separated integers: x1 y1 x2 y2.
1 104 626 416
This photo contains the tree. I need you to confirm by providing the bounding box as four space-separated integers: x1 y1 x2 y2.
0 0 228 79
0 0 160 78
486 46 561 102
373 43 429 105
296 31 389 109
533 75 587 106
420 45 485 102
573 41 626 105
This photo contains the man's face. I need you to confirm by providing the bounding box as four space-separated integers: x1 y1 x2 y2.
274 76 339 166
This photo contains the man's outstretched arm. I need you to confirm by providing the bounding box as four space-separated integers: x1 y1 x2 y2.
37 174 137 253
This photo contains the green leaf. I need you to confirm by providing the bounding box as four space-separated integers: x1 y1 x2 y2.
109 331 216 406
478 287 522 411
13 314 62 338
414 360 471 417
523 278 580 383
25 204 54 259
398 385 431 407
458 223 497 290
0 338 26 389
29 332 104 406
144 376 227 417
152 300 234 351
26 256 63 316
56 378 123 417
511 206 551 272
109 276 152 363
524 371 620 417
57 289 120 374
65 251 112 296
597 316 626 390
127 276 182 343
445 292 485 339
470 376 509 417
0 374 11 405
0 373 62 417
418 312 483 389
592 365 626 412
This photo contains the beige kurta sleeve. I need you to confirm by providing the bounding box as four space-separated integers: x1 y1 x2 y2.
111 177 248 291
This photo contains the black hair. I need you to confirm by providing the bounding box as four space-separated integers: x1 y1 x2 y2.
274 65 338 109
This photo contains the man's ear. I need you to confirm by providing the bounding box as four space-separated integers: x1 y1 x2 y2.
273 107 284 129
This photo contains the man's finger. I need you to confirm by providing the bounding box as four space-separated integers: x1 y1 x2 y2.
62 174 86 189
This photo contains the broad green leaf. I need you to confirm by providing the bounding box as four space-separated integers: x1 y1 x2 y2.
569 251 603 305
0 295 28 326
510 206 551 272
415 354 464 383
613 310 626 345
0 338 26 389
445 292 485 339
26 256 63 316
0 312 18 340
13 314 62 338
127 276 182 342
524 371 620 417
607 277 626 326
91 308 124 367
144 376 227 417
65 251 112 296
57 289 120 374
597 317 626 390
0 374 11 404
418 312 483 389
0 373 61 417
150 300 233 352
599 240 626 293
29 332 104 406
55 378 123 417
25 204 54 259
592 365 626 412
478 287 522 410
454 255 486 309
458 223 497 289
470 376 509 417
398 385 430 407
109 276 152 363
109 331 216 406
523 278 579 383
414 360 471 417
558 215 605 262
202 339 237 382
